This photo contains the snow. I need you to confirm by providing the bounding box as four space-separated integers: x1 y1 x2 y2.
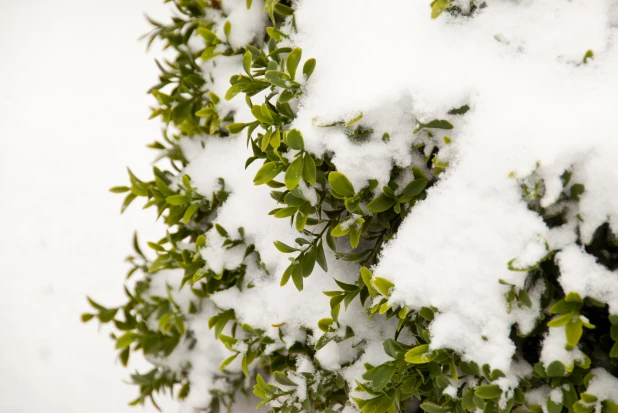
586 368 618 403
557 245 618 313
218 0 266 50
280 0 618 376
549 387 563 404
6 0 618 411
0 1 176 412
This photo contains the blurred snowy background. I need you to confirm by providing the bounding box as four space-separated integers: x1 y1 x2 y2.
0 1 178 412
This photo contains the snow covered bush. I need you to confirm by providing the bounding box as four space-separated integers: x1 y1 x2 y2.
83 0 618 412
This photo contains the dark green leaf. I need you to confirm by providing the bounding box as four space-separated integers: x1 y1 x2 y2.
274 241 298 253
303 58 316 80
286 129 304 150
475 384 502 399
367 194 396 213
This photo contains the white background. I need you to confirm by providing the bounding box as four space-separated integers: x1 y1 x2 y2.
0 1 179 411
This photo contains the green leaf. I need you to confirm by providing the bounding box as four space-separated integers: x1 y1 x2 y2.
254 162 282 185
405 344 436 364
292 264 303 291
318 318 334 332
300 247 316 277
360 267 378 297
420 402 451 413
174 315 185 336
261 129 273 152
284 192 305 207
518 290 532 307
201 45 222 61
220 354 238 371
215 223 228 237
399 179 428 201
274 371 297 386
565 291 583 302
270 129 281 149
274 3 294 16
373 277 394 296
344 112 363 127
209 91 220 104
225 84 242 101
182 204 199 224
110 186 130 193
287 48 302 80
81 313 95 323
316 241 328 272
449 104 470 115
98 307 118 323
371 364 396 391
166 195 190 205
549 299 578 314
415 119 453 133
581 394 598 404
285 156 304 190
265 70 292 88
611 325 618 340
349 225 362 249
545 361 566 377
274 207 297 218
280 264 293 286
475 384 502 399
226 122 249 134
242 353 250 377
431 0 453 19
274 241 298 253
331 222 352 237
367 194 396 213
303 58 316 80
252 104 273 123
604 401 618 413
242 51 252 76
382 339 406 359
547 313 573 327
610 341 618 358
295 212 308 231
195 235 206 250
328 171 355 197
286 129 304 150
565 319 583 347
302 153 316 184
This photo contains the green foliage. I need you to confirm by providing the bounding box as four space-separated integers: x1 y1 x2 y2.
84 1 618 413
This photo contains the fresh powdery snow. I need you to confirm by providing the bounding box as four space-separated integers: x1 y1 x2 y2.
150 0 618 410
586 368 618 403
289 0 618 375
